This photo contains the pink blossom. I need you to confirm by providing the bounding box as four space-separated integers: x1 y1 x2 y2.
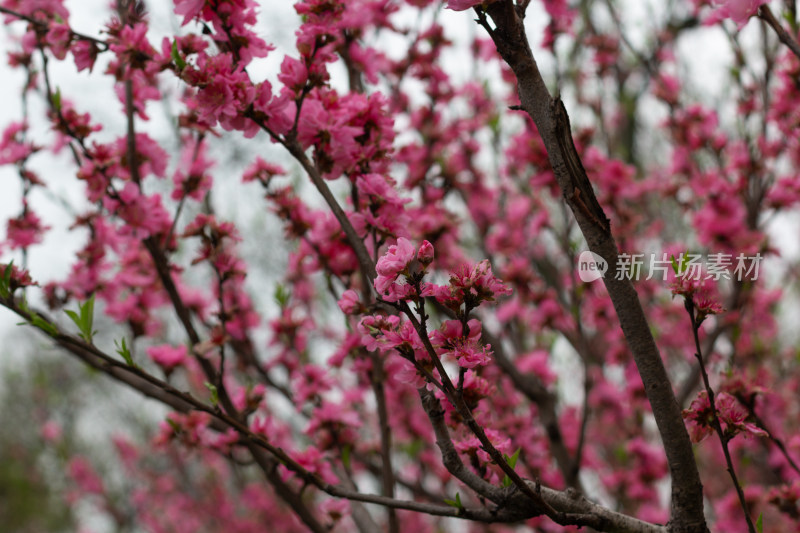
712 0 767 27
293 364 333 404
455 428 511 466
446 0 497 11
337 289 361 314
71 40 98 72
0 121 37 165
147 344 188 372
288 447 339 485
45 23 71 60
155 411 211 447
242 156 286 185
108 23 157 80
376 237 415 278
374 237 418 298
6 209 48 249
393 359 427 388
171 136 214 201
174 0 206 25
448 260 512 307
40 420 63 442
68 457 104 495
306 401 362 449
682 391 768 443
452 340 492 368
277 56 308 95
0 0 70 22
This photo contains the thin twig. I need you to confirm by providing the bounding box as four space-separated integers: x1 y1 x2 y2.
685 298 756 533
0 5 109 48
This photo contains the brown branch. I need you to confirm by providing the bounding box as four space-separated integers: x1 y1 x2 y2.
478 3 706 531
6 298 624 526
418 387 509 503
485 330 579 486
283 139 377 286
419 386 667 531
335 465 383 533
759 4 800 61
246 445 329 533
746 407 800 478
0 5 109 48
369 352 399 533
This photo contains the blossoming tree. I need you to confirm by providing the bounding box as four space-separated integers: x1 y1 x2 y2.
1 0 799 531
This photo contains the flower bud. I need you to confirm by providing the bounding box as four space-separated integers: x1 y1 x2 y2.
417 240 434 266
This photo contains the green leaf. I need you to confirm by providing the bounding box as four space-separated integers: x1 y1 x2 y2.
204 382 219 406
16 294 57 336
115 338 135 367
502 448 521 487
65 294 97 344
0 262 12 299
341 445 351 470
756 512 763 533
444 492 463 509
171 39 186 70
166 418 181 433
81 294 94 329
64 309 79 321
274 284 290 307
671 252 691 276
52 87 61 112
506 448 521 468
29 315 59 337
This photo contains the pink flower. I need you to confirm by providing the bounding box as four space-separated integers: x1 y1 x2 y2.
682 391 768 443
45 23 71 60
452 340 493 368
242 156 286 185
376 237 415 278
67 457 104 495
174 0 207 25
40 420 63 442
171 136 214 201
337 289 361 314
374 237 418 299
446 0 497 11
447 260 512 308
6 209 48 249
455 428 511 465
712 0 767 27
71 40 98 72
0 121 38 165
147 344 188 372
277 56 309 95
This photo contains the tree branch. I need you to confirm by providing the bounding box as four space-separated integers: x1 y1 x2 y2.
478 3 706 531
759 4 800 61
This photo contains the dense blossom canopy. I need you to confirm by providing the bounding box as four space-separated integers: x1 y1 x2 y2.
1 1 800 532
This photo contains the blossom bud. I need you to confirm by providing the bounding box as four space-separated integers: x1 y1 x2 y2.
417 240 434 266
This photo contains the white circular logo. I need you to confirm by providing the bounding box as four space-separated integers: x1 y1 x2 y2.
577 251 608 282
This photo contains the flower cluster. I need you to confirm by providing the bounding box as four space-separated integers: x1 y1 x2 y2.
683 391 768 443
373 237 432 302
422 259 512 312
